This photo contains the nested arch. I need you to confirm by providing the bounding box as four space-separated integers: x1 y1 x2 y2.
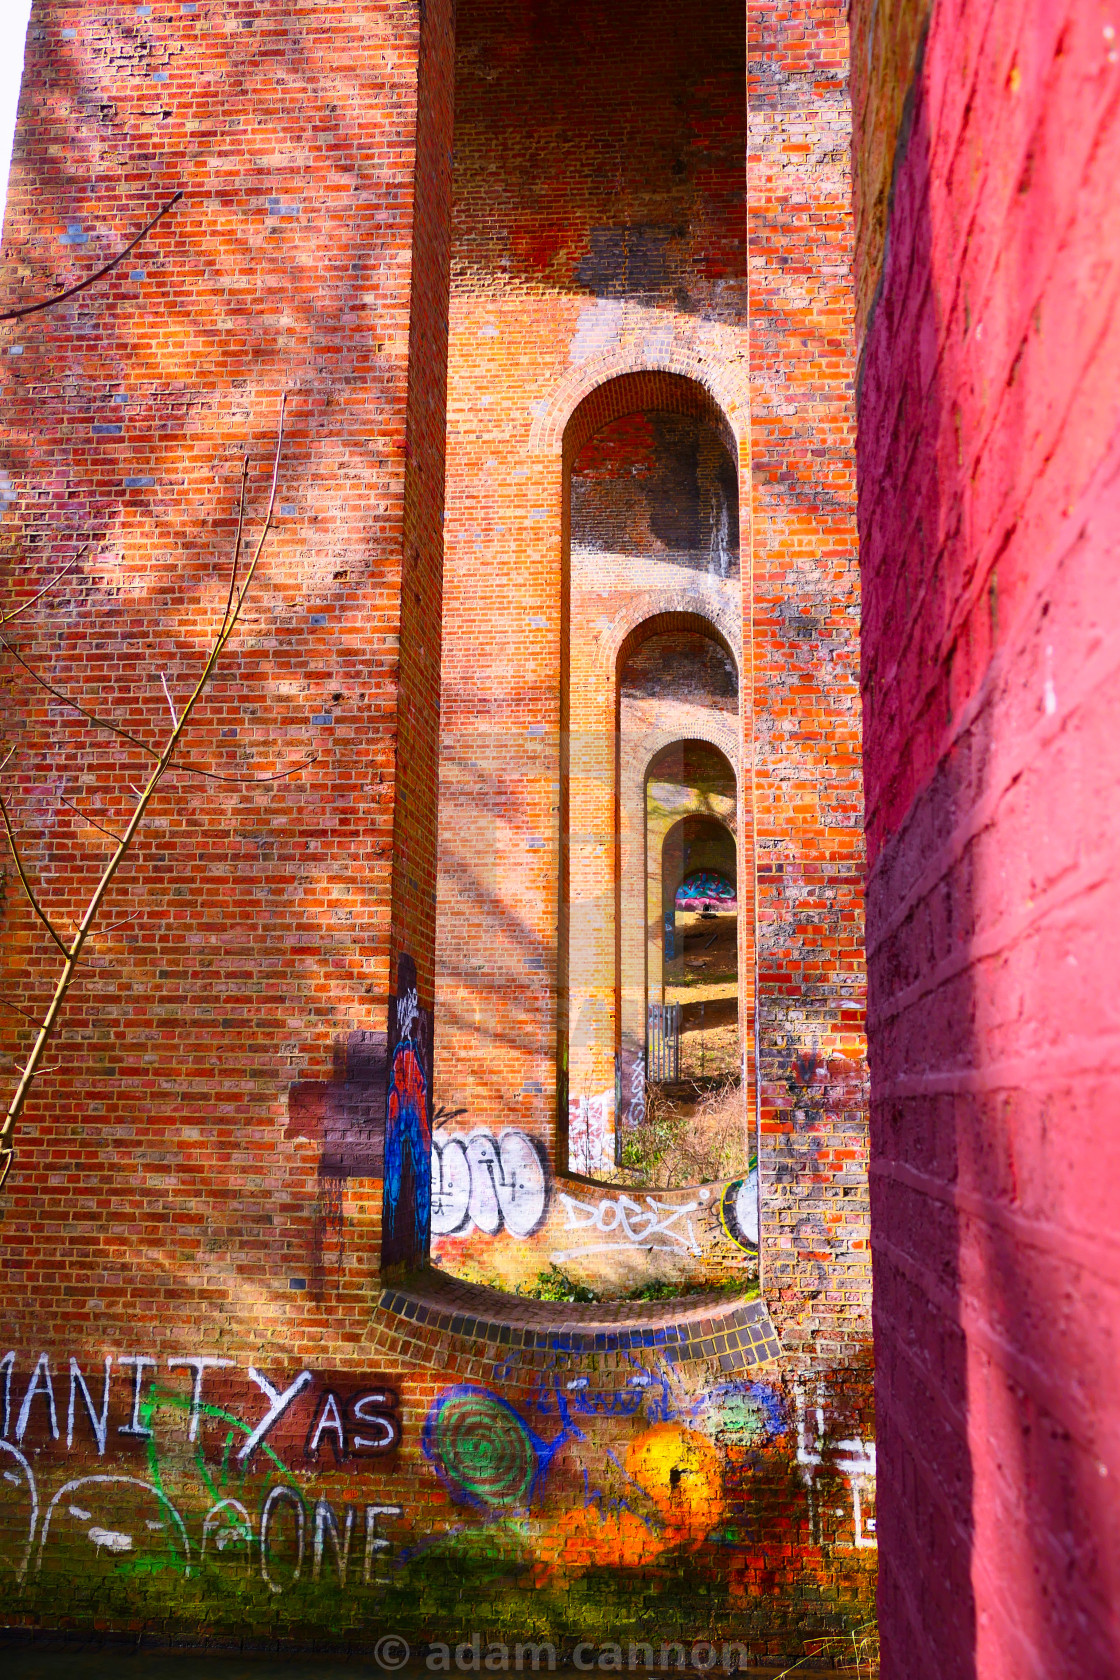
614 608 740 685
560 368 747 1178
562 369 740 472
532 357 749 460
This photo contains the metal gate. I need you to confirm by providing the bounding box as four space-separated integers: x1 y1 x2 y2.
646 1002 680 1082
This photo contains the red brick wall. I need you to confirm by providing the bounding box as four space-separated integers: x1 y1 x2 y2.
748 0 869 1355
853 1 1120 1673
434 0 754 1164
0 0 879 1653
434 0 869 1350
0 0 450 1372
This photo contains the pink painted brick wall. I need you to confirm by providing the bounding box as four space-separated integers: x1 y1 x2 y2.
854 1 1120 1674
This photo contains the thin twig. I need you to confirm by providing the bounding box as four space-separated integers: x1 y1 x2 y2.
0 784 68 956
1 635 157 756
159 672 179 728
172 753 317 785
97 910 140 935
58 794 123 843
0 996 37 1022
0 548 86 625
0 395 289 1189
0 191 184 322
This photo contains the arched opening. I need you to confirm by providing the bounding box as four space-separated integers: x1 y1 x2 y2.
662 820 738 1082
641 739 743 1138
559 371 746 1178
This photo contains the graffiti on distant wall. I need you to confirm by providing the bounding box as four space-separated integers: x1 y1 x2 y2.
568 1087 614 1176
431 1130 550 1238
675 871 736 911
429 1134 758 1272
383 953 433 1270
619 1044 647 1129
718 1169 758 1252
550 1189 703 1261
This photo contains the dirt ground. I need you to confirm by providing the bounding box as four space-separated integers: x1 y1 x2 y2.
663 908 739 1081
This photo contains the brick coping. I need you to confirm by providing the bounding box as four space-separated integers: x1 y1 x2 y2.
378 1268 781 1370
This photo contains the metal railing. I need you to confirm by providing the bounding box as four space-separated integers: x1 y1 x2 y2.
646 1002 680 1082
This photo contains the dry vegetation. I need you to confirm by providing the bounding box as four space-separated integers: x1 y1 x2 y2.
619 1071 751 1188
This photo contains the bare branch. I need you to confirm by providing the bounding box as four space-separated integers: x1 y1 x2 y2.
221 459 250 631
0 996 37 1022
173 753 318 786
58 794 123 843
0 191 184 323
0 784 68 956
97 910 140 935
0 636 158 756
159 672 180 729
0 396 289 1190
0 548 87 626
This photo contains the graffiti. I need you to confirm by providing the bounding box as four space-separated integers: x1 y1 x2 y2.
37 1474 192 1574
241 1366 314 1461
383 953 434 1269
794 1380 877 1551
535 1372 651 1422
536 1419 725 1579
568 1087 614 1176
0 1349 408 1595
675 871 735 911
550 1189 702 1260
1 1353 400 1467
422 1386 574 1513
431 1129 550 1239
619 1045 646 1129
33 1475 401 1593
718 1169 758 1252
0 1438 37 1581
2 1335 875 1632
200 1497 253 1563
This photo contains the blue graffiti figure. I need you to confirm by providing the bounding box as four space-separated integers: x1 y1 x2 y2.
383 966 431 1266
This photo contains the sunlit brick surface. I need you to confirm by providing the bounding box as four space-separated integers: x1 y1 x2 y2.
0 0 876 1656
854 1 1120 1674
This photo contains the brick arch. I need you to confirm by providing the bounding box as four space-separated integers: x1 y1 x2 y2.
529 351 748 460
641 729 740 787
561 369 738 469
661 813 737 903
599 591 743 683
616 609 739 682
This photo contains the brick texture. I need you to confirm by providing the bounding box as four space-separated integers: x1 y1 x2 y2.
0 0 877 1656
853 1 1120 1674
748 1 869 1356
0 0 452 1458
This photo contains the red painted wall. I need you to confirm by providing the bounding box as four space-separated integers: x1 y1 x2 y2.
854 1 1120 1674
